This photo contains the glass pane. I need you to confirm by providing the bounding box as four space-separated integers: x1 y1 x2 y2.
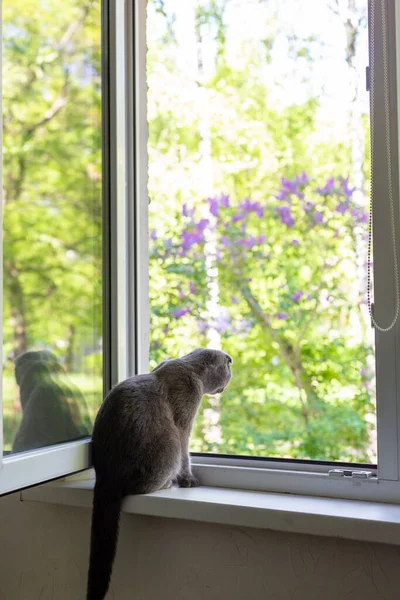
147 0 375 462
3 0 102 453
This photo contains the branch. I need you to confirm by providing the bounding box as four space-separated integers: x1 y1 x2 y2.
25 86 68 137
4 2 94 202
294 255 349 353
4 1 92 129
59 3 92 48
241 284 303 387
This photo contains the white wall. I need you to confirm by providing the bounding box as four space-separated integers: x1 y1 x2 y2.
0 491 400 600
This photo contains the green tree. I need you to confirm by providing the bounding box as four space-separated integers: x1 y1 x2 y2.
3 0 102 447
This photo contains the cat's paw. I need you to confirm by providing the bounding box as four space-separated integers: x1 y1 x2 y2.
176 473 200 488
160 479 174 490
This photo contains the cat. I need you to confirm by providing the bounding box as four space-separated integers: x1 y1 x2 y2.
12 350 91 453
87 348 232 600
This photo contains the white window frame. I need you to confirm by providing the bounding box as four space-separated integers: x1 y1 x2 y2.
2 0 400 505
0 0 143 495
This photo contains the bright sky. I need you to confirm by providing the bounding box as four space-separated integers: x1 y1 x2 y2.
161 0 369 131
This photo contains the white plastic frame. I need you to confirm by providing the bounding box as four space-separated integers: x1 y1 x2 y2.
0 0 139 495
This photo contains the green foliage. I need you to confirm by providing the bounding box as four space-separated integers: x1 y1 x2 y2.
147 0 374 462
2 0 102 449
150 177 374 462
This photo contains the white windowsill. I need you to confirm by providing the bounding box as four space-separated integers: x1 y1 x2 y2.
21 473 400 546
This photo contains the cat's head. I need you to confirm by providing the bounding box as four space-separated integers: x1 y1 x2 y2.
14 349 62 386
181 348 233 395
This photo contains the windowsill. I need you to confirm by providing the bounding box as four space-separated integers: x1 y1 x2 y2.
21 473 400 546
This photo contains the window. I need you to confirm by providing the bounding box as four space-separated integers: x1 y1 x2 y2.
0 0 107 494
1 0 400 504
147 0 375 464
146 0 400 502
0 0 142 495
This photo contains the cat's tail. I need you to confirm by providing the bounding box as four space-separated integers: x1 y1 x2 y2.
87 479 123 600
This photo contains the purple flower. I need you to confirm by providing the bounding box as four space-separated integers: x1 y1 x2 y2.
351 208 368 224
150 229 157 241
317 177 335 196
238 198 265 217
257 207 264 218
232 213 243 223
303 201 315 213
313 211 324 224
220 194 230 208
277 206 294 228
195 219 209 233
172 308 190 318
280 177 299 195
231 296 239 305
208 197 219 217
238 237 256 250
292 290 303 302
257 234 267 244
292 239 299 246
182 203 196 218
277 312 288 320
181 220 209 251
240 198 253 211
297 171 310 185
182 231 202 250
336 201 348 213
339 176 356 198
197 320 209 334
254 203 263 217
236 319 252 333
189 282 196 294
275 175 307 202
275 190 287 201
214 310 231 334
220 236 231 247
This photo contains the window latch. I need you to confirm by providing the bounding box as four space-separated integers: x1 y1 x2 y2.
328 469 374 480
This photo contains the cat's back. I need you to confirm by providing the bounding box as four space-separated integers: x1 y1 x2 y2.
92 372 166 438
92 372 178 480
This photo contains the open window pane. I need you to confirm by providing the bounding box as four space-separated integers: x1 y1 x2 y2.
147 0 375 462
2 0 102 454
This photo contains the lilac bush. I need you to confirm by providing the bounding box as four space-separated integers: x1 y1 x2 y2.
149 174 373 460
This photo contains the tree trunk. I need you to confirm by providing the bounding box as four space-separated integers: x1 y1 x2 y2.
7 266 28 359
242 284 321 427
65 324 75 372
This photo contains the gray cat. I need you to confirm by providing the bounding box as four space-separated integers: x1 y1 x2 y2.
87 348 232 600
12 350 90 453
